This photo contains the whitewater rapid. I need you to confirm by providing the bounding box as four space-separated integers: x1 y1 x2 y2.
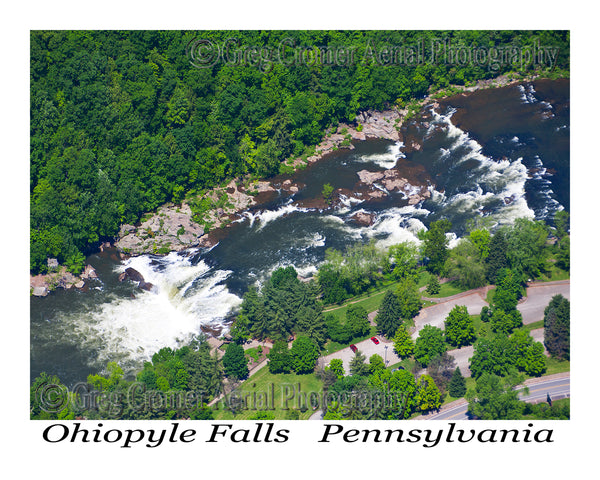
32 89 566 382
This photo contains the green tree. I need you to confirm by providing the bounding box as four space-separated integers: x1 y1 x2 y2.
444 305 476 347
326 358 345 379
322 183 334 204
267 340 292 374
289 336 319 374
485 230 509 283
395 276 423 321
349 350 370 377
414 325 446 367
222 343 249 381
346 304 371 338
325 314 352 344
469 335 516 379
392 324 415 359
448 367 467 398
444 238 487 289
416 374 442 412
469 228 491 258
490 308 522 335
422 219 451 275
466 371 526 420
368 354 386 374
554 210 569 239
543 294 570 360
375 290 402 338
426 275 441 295
388 241 419 279
350 350 371 377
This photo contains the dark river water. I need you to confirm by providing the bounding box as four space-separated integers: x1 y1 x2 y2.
30 79 570 386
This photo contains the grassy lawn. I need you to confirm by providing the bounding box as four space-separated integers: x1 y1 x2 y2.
423 280 470 299
543 357 570 375
535 264 570 282
211 367 324 420
322 325 378 355
323 282 399 320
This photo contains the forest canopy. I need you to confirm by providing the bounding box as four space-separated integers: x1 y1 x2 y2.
30 30 570 273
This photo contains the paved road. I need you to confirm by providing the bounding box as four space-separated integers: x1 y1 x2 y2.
412 290 489 340
320 336 401 374
518 280 570 325
424 374 570 420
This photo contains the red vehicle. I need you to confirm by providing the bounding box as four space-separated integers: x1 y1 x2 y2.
350 344 358 353
371 336 380 345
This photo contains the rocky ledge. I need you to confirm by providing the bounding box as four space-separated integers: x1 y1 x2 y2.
114 178 275 256
30 261 98 297
355 168 431 205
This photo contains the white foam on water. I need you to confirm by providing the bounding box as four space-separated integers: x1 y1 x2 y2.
429 109 535 225
355 141 405 169
64 253 242 371
336 193 364 214
243 202 312 229
517 84 537 104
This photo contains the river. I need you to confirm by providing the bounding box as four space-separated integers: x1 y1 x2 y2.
30 79 570 387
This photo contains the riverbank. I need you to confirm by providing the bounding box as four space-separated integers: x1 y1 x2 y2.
112 73 546 255
30 71 561 296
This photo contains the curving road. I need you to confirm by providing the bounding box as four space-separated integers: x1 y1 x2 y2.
424 373 570 420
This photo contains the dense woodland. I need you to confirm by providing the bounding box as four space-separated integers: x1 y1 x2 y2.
30 30 569 273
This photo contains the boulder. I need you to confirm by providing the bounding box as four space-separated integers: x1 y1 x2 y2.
124 267 145 283
138 281 156 292
81 264 98 280
32 286 49 297
348 211 376 226
47 258 59 270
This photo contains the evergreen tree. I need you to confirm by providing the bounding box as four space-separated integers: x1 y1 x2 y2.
485 230 509 283
448 367 467 398
349 350 370 377
222 343 249 381
375 290 402 338
416 374 442 412
422 219 451 275
543 294 570 360
392 324 415 359
426 275 441 295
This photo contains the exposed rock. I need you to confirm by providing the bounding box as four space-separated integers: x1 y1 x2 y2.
357 170 385 184
32 286 49 297
80 264 98 280
118 272 128 282
47 258 59 270
119 224 137 237
348 211 376 226
138 281 156 292
74 280 85 289
124 267 145 283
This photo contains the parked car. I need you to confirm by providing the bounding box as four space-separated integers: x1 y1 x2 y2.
370 336 379 345
350 344 358 353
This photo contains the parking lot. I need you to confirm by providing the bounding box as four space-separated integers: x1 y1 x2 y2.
320 336 401 374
